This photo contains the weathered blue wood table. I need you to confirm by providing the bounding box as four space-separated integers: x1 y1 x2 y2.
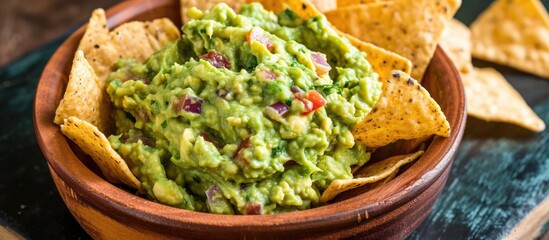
0 0 548 239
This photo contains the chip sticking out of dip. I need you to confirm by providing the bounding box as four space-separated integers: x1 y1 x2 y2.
78 9 180 83
54 50 111 134
471 0 549 79
61 117 142 190
439 18 545 132
324 0 461 81
352 70 450 147
320 150 424 203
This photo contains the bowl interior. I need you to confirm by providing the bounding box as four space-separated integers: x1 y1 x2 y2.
34 0 466 235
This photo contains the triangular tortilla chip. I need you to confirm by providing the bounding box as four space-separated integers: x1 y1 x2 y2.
325 0 461 81
180 0 245 24
352 70 450 147
471 0 549 79
440 19 473 75
78 9 180 84
54 50 110 134
61 117 141 190
320 150 423 202
464 68 545 132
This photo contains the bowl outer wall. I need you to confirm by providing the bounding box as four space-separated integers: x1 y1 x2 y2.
33 0 466 237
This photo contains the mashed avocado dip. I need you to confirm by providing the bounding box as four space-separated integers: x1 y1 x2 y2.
105 3 381 214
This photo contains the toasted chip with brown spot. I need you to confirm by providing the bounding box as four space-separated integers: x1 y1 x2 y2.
79 9 180 84
353 70 450 147
54 51 111 134
77 9 118 87
181 0 245 24
440 19 473 75
61 117 142 190
325 0 461 81
320 151 423 203
464 68 545 132
471 0 549 79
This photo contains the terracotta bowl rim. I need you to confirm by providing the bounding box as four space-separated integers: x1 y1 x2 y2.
33 0 466 233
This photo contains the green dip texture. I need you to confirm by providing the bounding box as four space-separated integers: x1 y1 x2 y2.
106 3 381 214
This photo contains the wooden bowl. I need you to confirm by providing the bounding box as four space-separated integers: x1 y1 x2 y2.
33 0 466 239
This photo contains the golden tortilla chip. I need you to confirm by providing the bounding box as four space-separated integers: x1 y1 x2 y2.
336 0 384 8
180 0 245 24
61 117 141 190
471 0 549 79
353 70 450 147
320 150 423 203
340 31 412 76
464 68 545 132
325 0 461 81
79 9 180 84
54 51 110 134
440 19 473 75
110 19 180 62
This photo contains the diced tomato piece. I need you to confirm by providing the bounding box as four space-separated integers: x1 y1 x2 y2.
247 28 274 52
199 51 231 69
298 90 326 115
311 52 331 76
244 201 262 215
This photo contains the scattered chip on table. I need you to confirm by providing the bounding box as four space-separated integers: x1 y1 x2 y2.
463 68 545 132
471 0 549 79
325 0 461 81
439 18 545 132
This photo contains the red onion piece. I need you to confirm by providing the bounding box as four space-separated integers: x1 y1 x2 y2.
205 184 224 209
199 51 231 69
173 94 203 114
265 102 289 122
311 52 331 76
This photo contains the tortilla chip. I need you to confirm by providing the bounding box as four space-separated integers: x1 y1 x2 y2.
340 31 412 76
440 19 473 75
180 0 245 24
320 150 423 202
336 0 384 8
110 19 180 62
325 0 461 81
471 0 549 79
464 68 545 132
79 9 180 84
54 51 110 134
61 117 141 190
353 70 450 147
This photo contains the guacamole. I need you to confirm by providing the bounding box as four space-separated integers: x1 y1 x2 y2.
106 3 381 214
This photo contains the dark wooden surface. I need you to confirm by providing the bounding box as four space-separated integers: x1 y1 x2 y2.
0 0 549 239
0 0 121 67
